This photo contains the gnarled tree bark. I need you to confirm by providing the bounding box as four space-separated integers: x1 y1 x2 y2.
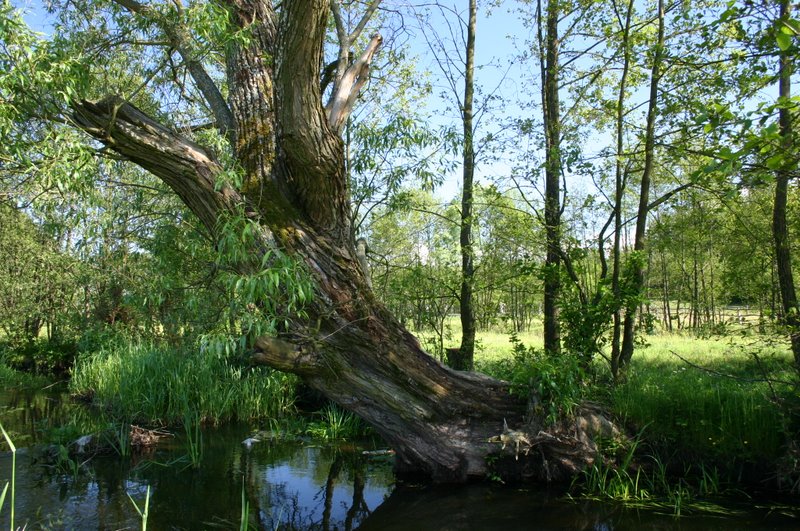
70 0 615 482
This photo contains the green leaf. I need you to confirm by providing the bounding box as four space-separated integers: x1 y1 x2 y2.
0 482 7 514
1 423 16 452
780 18 800 35
776 32 791 51
766 154 783 170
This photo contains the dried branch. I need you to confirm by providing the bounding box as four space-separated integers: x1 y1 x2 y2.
326 33 383 133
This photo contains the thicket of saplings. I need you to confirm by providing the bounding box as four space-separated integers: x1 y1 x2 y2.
1 300 799 509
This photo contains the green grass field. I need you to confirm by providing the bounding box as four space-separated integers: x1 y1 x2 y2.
423 317 797 481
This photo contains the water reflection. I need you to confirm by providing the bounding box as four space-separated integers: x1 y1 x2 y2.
1 388 394 530
360 484 800 531
0 428 394 529
2 388 799 530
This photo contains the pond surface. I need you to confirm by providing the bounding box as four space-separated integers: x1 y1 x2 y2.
1 386 798 530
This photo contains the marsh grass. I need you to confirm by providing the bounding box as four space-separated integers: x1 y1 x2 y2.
70 342 297 425
183 411 204 468
103 422 132 457
0 423 16 529
576 435 731 516
610 335 796 464
0 357 52 389
305 403 368 441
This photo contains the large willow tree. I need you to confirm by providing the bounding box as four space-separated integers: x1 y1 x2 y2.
1 0 612 482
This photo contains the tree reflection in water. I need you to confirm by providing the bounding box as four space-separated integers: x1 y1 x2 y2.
2 389 797 530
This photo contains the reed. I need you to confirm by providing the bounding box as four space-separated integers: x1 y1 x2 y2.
0 423 15 530
70 342 297 425
183 411 203 468
103 422 132 457
127 485 151 531
305 403 367 441
577 451 723 516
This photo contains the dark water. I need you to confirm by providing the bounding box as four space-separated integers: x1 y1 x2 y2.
1 387 798 530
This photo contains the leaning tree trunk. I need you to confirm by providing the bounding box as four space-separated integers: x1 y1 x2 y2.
72 0 615 482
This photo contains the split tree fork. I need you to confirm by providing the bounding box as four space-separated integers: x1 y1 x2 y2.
72 0 616 482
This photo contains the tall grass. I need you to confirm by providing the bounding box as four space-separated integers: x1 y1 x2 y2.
305 403 368 441
0 423 16 530
0 357 52 389
473 330 795 464
70 342 297 425
610 337 795 464
471 326 798 489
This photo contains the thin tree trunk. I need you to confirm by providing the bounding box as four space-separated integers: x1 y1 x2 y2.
701 261 710 325
692 249 699 328
709 257 716 325
610 0 634 377
457 0 478 371
620 0 664 367
661 251 671 331
772 0 800 370
540 0 562 355
771 258 779 321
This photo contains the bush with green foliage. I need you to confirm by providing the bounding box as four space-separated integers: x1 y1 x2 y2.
476 332 588 423
0 353 52 389
0 205 82 350
0 338 77 376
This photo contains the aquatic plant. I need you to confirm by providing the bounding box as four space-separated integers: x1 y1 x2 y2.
0 423 16 530
105 422 131 457
54 444 81 477
305 403 367 441
576 438 731 517
127 485 151 531
240 481 250 531
183 411 203 469
70 342 297 425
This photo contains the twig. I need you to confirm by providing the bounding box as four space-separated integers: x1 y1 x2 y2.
668 349 796 386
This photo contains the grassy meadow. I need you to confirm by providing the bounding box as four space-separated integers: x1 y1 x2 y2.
459 320 799 495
